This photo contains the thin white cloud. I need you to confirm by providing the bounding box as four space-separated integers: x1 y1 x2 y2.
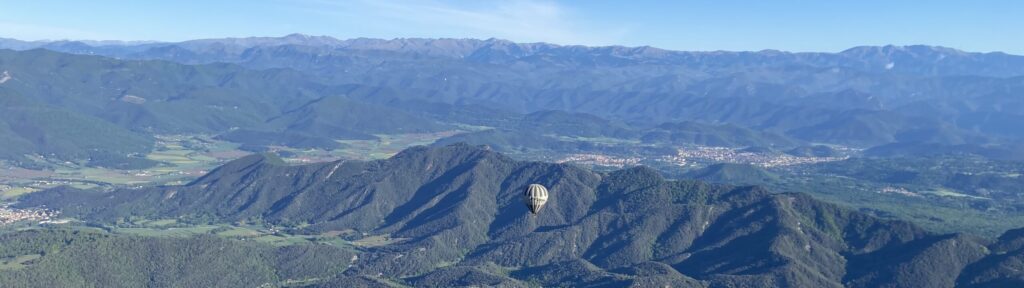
3 1 630 45
302 0 627 45
0 22 111 41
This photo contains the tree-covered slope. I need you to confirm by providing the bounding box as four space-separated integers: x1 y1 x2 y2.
0 88 155 168
266 95 452 136
643 121 799 148
6 39 1024 164
15 144 1024 287
0 49 325 134
0 229 355 288
18 36 1024 151
684 163 780 185
0 49 456 164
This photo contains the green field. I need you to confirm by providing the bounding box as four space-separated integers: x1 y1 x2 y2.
333 131 462 161
215 226 263 238
0 134 248 200
0 254 41 270
0 186 38 200
116 225 222 237
132 218 179 227
549 134 642 146
0 132 471 203
922 187 987 199
82 219 363 249
767 174 1024 237
351 234 409 248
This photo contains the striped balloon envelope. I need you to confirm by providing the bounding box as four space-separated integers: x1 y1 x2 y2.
523 184 549 215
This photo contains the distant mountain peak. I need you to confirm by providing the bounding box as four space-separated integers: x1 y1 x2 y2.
283 33 314 39
840 44 968 57
394 142 499 159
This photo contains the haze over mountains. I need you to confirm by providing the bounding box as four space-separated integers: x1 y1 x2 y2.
3 34 1024 287
3 34 1024 167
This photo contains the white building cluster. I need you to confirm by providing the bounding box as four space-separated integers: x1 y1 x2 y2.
0 205 57 225
669 146 848 168
557 153 643 168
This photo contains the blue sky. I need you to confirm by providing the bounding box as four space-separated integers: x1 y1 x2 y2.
1 0 1021 53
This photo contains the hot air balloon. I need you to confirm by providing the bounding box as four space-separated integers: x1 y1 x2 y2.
523 184 549 214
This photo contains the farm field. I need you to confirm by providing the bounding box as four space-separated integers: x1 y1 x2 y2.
0 132 466 203
313 131 462 162
81 218 367 249
0 135 248 200
0 254 41 270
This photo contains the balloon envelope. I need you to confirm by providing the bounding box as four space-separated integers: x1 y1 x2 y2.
523 184 549 214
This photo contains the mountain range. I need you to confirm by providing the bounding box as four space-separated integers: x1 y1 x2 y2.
5 31 1024 288
9 144 1024 287
3 35 1024 167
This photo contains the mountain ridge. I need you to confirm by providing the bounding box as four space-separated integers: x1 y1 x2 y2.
3 45 1023 167
14 143 1024 287
5 34 1019 57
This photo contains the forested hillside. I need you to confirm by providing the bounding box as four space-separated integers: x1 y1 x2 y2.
12 144 1024 287
8 37 1024 152
0 229 356 287
5 37 1024 165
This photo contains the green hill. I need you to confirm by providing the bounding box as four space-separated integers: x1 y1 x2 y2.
520 110 637 139
643 121 799 148
685 163 780 185
786 145 839 157
0 229 354 287
14 144 1024 287
8 38 1024 154
432 129 581 153
214 129 350 150
0 49 456 163
0 88 155 168
266 95 451 136
0 49 326 134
